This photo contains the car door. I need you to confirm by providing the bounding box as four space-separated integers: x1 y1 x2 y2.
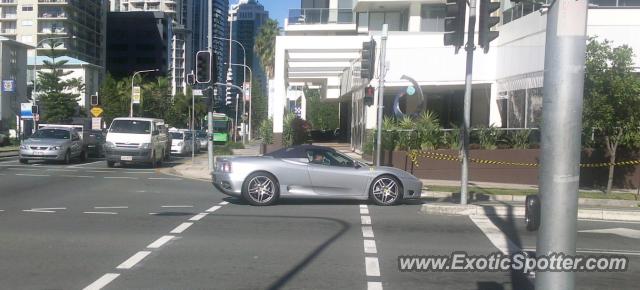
307 150 370 197
70 132 82 157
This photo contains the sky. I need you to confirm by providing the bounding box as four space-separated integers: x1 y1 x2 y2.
258 0 299 26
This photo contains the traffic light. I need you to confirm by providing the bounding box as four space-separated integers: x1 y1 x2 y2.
225 69 233 106
444 0 467 51
195 51 211 83
31 105 38 114
361 40 376 79
186 73 195 85
364 85 375 106
479 0 500 53
90 94 98 106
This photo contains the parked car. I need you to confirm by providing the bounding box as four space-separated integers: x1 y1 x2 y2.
86 130 106 157
104 118 168 168
197 130 208 150
212 144 423 206
19 126 87 164
169 130 193 156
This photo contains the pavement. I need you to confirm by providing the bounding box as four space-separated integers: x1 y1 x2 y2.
1 150 640 289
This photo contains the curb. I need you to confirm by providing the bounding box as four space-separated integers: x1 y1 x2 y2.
421 191 640 208
0 150 18 158
420 203 640 222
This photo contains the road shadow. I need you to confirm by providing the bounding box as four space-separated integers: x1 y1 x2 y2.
223 196 424 207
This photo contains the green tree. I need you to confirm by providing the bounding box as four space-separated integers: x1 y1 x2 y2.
250 80 268 134
99 74 130 124
37 48 84 123
305 88 339 130
140 76 172 120
583 38 640 193
254 19 279 79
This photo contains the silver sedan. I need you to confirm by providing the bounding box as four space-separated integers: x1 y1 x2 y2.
212 145 422 206
19 127 86 164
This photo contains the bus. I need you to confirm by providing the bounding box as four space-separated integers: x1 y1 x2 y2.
211 113 232 144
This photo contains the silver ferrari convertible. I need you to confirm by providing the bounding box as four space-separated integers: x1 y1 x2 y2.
212 145 422 206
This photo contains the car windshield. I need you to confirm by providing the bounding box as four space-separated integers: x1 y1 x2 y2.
109 120 151 134
170 132 184 139
30 129 70 140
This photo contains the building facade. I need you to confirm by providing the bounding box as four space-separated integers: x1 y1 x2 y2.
229 0 268 88
270 0 640 153
105 12 171 78
0 36 31 132
0 0 107 69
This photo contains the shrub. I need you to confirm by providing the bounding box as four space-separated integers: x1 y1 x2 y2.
443 125 461 150
508 129 531 149
416 111 442 150
396 116 416 150
283 112 310 146
477 126 500 150
381 116 398 151
258 118 273 145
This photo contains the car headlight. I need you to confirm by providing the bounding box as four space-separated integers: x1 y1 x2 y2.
104 141 115 149
50 146 62 150
20 144 28 149
140 143 151 149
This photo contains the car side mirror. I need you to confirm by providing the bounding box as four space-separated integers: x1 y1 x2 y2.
354 162 361 169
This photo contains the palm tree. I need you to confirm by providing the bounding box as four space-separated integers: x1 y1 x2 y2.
254 19 279 79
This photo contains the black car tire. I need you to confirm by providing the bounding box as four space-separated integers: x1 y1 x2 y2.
369 175 402 206
80 150 88 162
63 150 71 164
241 172 279 206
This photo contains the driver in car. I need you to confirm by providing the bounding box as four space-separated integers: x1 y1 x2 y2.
312 152 324 164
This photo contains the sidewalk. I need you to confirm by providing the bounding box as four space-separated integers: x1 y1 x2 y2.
162 143 261 181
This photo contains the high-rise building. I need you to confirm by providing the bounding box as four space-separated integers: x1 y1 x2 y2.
115 0 191 96
213 0 230 95
229 0 268 89
0 0 107 69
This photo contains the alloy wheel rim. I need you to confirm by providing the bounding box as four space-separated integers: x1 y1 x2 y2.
373 178 399 204
248 176 275 203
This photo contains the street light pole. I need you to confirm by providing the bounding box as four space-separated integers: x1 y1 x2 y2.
214 35 247 141
130 69 159 117
375 25 388 167
228 63 252 144
460 0 477 205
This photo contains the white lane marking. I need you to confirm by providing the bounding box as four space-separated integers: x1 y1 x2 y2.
83 273 120 290
161 205 193 208
147 235 175 249
579 228 640 239
7 168 39 171
219 201 229 205
88 170 111 173
364 239 377 254
206 205 221 212
189 212 209 221
148 177 183 180
23 207 66 213
83 212 118 215
368 282 383 290
116 251 151 269
0 210 4 212
365 257 381 277
68 160 103 168
125 171 155 174
470 215 521 255
35 207 66 210
361 215 372 225
362 226 374 238
46 169 77 172
360 204 368 209
95 206 128 209
23 209 55 213
360 208 369 215
15 173 50 177
170 222 193 234
62 175 94 178
103 176 138 180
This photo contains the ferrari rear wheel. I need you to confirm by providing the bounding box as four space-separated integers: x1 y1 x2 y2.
369 175 401 206
242 172 279 206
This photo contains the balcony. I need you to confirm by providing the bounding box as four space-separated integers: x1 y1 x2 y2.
0 28 16 34
0 0 17 5
38 0 69 4
288 8 353 25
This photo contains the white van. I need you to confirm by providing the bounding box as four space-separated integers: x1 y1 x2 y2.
104 117 168 168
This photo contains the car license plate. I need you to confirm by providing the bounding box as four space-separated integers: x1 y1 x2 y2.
121 156 133 161
33 151 44 156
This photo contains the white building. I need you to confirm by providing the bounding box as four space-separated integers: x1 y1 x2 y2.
28 56 102 115
0 36 31 132
269 0 640 152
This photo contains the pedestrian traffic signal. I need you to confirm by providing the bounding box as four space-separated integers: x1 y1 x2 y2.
364 85 375 106
479 0 500 53
225 85 232 106
90 94 98 106
31 105 38 114
186 73 195 85
195 51 211 83
444 0 466 52
361 40 376 79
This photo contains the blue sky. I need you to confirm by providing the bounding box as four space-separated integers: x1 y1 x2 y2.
259 0 299 25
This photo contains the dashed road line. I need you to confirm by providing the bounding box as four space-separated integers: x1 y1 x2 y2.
360 208 369 215
15 173 50 177
161 205 193 208
88 170 111 173
103 176 138 180
23 209 55 213
219 201 229 205
361 215 371 225
126 171 155 174
362 226 374 238
82 273 120 290
46 169 78 172
95 206 128 209
360 204 383 290
62 175 94 178
364 240 377 254
23 207 66 213
68 160 104 168
365 257 381 277
170 222 193 234
147 235 175 249
116 251 152 269
205 205 221 212
368 282 383 290
83 211 118 215
148 177 183 180
7 168 39 171
189 212 209 221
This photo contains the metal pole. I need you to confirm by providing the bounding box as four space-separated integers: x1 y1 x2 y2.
375 24 388 167
207 0 214 172
235 93 239 142
191 70 195 164
460 0 477 205
535 1 588 290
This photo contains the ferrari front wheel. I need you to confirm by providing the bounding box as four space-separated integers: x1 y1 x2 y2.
242 172 279 206
369 175 401 206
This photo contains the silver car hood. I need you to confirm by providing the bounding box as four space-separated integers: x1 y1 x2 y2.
23 139 68 146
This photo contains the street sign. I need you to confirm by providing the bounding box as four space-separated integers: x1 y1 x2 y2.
193 89 203 96
91 117 102 130
2 80 15 92
132 86 141 104
20 103 33 119
90 107 103 117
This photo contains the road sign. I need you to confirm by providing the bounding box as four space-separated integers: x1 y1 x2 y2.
193 89 203 96
132 86 141 104
2 80 15 92
90 107 103 117
91 117 102 130
20 103 33 119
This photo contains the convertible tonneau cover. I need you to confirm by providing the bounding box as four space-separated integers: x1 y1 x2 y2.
264 145 335 159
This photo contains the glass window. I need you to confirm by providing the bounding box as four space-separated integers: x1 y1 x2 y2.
369 12 385 31
109 120 151 134
308 150 354 167
357 12 369 28
508 90 526 128
31 129 70 140
527 88 543 128
170 132 184 139
421 4 446 32
22 5 33 11
621 0 640 6
385 12 402 31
